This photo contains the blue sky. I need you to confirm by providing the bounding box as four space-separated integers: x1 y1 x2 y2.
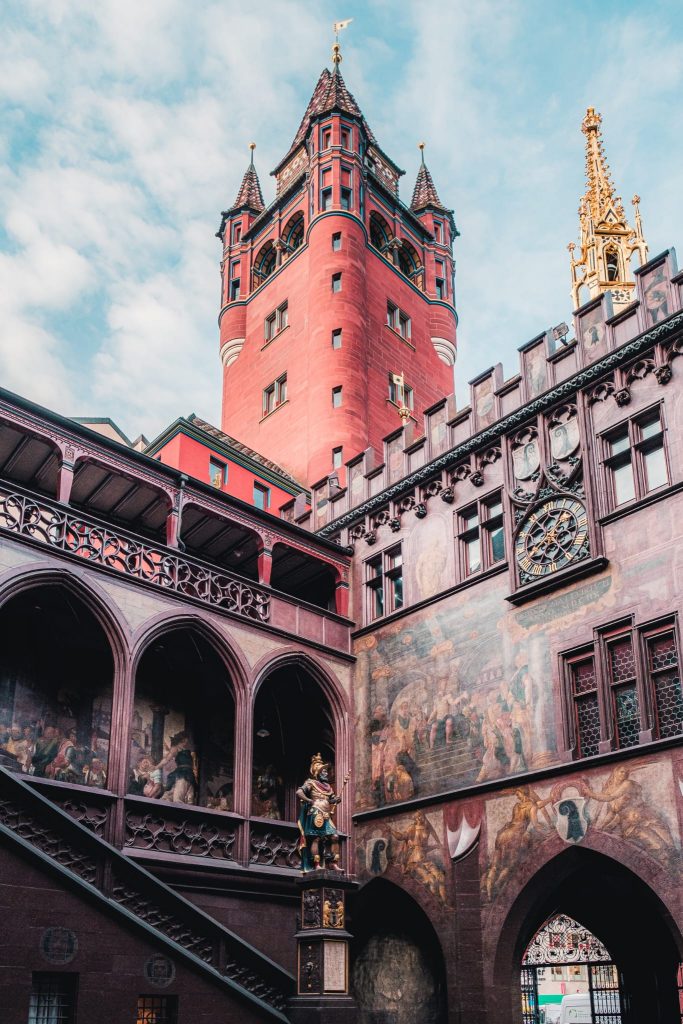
1 0 681 443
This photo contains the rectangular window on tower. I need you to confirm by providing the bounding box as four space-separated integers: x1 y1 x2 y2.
264 302 289 342
340 187 352 210
434 220 443 243
386 301 411 340
230 279 240 301
321 125 332 150
332 232 342 251
331 329 342 349
332 446 343 469
262 374 288 417
340 125 352 150
388 374 414 410
231 223 242 245
332 386 343 408
321 188 332 211
435 259 446 299
332 273 342 292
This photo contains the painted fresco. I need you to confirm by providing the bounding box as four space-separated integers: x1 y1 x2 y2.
480 758 681 903
128 695 233 810
356 809 449 905
354 584 556 809
524 344 548 399
0 676 111 787
578 304 607 356
641 263 670 325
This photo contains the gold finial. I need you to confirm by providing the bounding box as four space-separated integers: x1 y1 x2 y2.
249 141 256 165
418 141 426 165
632 194 640 206
332 18 353 66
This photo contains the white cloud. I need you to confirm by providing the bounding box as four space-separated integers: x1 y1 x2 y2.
0 0 681 442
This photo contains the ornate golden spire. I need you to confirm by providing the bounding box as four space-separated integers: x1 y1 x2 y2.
569 107 648 313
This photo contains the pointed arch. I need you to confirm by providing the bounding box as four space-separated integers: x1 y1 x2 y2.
253 240 277 285
398 238 422 279
282 211 304 255
369 210 393 254
491 844 683 1024
352 877 448 1023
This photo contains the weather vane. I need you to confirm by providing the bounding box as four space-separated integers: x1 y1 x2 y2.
332 18 353 65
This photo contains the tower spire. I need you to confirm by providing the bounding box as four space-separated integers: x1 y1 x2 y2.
411 144 447 212
569 107 648 313
229 144 265 213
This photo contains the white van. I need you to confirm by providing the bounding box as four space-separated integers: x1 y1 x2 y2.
558 993 592 1023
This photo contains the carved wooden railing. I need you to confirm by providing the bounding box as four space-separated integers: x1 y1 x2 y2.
0 767 293 1018
0 483 270 623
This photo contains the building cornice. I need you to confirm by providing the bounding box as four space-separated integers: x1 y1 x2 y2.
318 309 683 537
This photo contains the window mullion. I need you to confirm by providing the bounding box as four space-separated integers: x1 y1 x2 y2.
594 635 615 753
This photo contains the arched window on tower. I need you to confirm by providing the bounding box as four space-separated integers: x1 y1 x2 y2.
369 211 392 255
398 240 422 283
605 248 620 282
282 212 304 257
254 241 277 287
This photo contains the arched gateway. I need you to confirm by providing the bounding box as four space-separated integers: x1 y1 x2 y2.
521 913 623 1022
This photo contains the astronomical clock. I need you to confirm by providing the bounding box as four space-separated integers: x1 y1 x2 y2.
515 496 589 585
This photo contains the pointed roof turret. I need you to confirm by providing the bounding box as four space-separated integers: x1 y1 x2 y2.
411 148 447 212
230 144 265 213
273 67 377 174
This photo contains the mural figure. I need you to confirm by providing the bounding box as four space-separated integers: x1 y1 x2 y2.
387 811 448 904
526 347 547 398
482 786 552 900
369 705 389 806
580 307 606 349
482 762 680 902
474 377 495 427
297 752 349 871
129 732 198 805
643 266 669 324
582 765 676 863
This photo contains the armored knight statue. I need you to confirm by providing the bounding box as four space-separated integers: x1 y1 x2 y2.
297 752 349 871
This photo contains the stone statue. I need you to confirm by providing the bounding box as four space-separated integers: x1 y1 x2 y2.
296 752 349 871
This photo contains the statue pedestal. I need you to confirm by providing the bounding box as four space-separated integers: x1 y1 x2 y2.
289 870 358 1024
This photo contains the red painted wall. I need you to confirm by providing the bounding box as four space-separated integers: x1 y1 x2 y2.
153 431 296 514
219 210 455 487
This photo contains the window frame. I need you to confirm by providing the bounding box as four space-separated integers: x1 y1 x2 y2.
320 187 332 211
387 374 414 410
331 386 343 408
332 446 343 470
209 458 228 488
262 373 288 417
332 232 342 251
364 544 404 623
331 328 342 349
386 301 412 341
29 973 78 1024
264 301 289 342
136 994 179 1024
456 491 506 579
253 482 271 511
562 615 683 758
332 272 342 293
601 403 670 512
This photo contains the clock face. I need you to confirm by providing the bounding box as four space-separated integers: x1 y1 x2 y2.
516 497 589 580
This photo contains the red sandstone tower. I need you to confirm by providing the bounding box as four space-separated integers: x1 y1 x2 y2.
217 51 458 487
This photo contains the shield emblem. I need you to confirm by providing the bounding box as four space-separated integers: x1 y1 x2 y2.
513 439 540 480
550 419 580 461
366 837 388 875
554 797 589 843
